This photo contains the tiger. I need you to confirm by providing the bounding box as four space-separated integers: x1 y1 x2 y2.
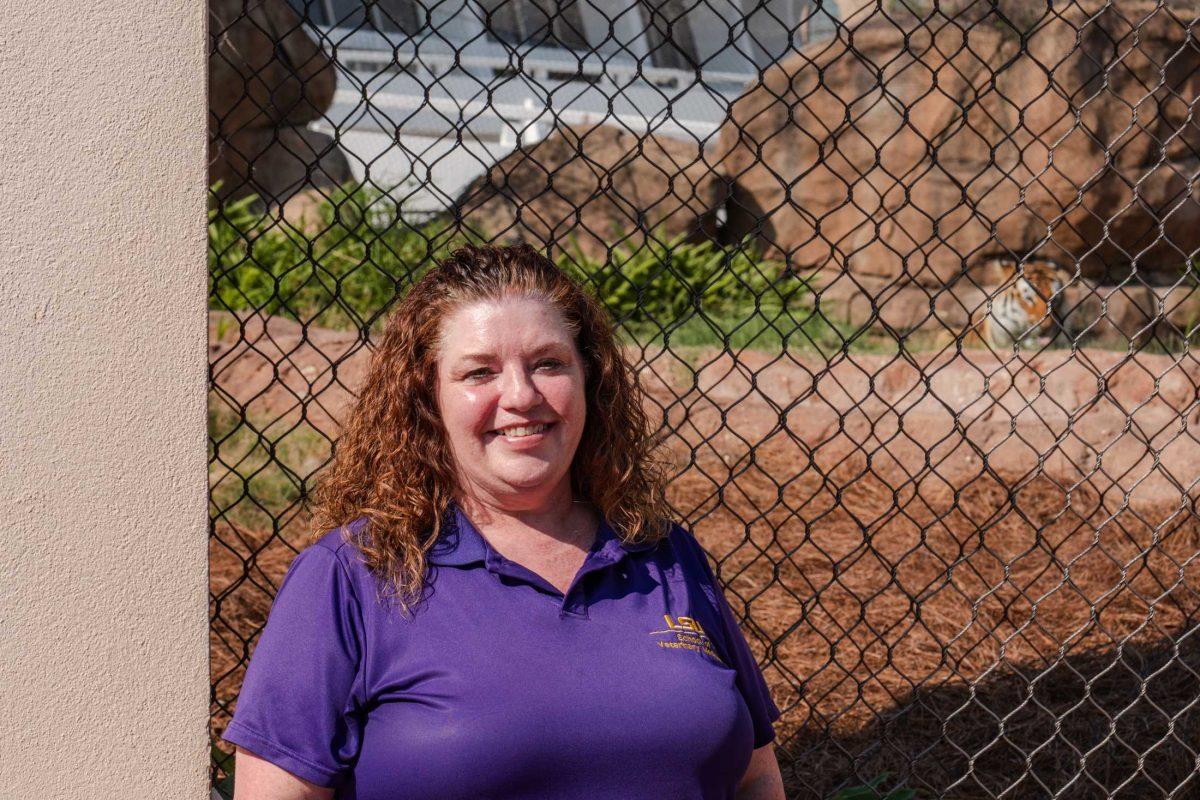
962 256 1071 351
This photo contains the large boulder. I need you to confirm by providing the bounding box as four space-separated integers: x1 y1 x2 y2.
453 124 711 260
709 0 1200 287
209 0 336 138
210 125 352 208
208 0 348 210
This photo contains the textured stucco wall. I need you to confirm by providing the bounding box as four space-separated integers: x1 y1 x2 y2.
0 1 208 797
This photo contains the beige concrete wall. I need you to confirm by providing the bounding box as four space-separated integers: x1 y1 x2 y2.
0 1 209 798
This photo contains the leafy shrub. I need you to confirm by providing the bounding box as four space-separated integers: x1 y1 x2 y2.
556 232 806 327
208 184 458 331
208 184 847 351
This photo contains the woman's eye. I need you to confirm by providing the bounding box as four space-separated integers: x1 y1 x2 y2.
535 359 564 371
464 368 492 381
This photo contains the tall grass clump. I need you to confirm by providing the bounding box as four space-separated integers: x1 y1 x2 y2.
827 773 917 799
208 401 331 533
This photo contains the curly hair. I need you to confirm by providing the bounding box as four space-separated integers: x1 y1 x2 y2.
309 242 673 611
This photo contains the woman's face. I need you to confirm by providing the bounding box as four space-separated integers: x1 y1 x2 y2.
434 294 587 509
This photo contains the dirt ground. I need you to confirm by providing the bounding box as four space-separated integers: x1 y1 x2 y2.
210 314 1200 798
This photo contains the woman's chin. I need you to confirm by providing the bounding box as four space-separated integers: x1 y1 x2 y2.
498 473 559 493
483 463 568 495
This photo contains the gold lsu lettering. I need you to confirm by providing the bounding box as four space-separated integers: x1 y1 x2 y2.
662 614 705 634
653 614 718 658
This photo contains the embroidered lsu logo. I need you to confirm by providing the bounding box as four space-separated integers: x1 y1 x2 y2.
651 614 719 659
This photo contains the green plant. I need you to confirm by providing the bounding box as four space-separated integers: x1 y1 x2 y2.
556 232 793 322
211 742 235 798
208 185 901 355
208 183 463 331
213 313 233 342
829 772 917 800
561 232 901 356
1182 258 1200 288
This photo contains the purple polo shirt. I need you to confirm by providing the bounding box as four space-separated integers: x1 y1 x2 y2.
223 505 781 799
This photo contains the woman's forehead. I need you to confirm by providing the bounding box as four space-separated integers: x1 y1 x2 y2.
437 295 575 357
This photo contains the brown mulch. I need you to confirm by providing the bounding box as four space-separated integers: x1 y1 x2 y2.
210 522 308 739
211 444 1200 799
675 436 1200 799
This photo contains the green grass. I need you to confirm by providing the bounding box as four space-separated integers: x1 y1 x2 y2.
208 402 333 533
829 773 917 800
211 743 235 799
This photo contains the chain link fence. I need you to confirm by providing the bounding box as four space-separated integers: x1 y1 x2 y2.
209 0 1200 796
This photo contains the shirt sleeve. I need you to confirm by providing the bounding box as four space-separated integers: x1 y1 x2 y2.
222 543 367 788
674 525 782 749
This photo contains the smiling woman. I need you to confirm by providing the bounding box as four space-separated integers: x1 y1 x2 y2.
222 243 785 800
435 294 590 546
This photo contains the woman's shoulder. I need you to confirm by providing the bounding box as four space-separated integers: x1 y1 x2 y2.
297 517 375 589
310 516 369 559
659 519 707 558
644 519 721 586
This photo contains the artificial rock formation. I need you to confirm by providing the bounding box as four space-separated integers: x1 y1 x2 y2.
208 0 351 215
453 123 711 260
708 0 1200 288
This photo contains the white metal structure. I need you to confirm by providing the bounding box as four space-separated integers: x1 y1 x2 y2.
291 0 839 214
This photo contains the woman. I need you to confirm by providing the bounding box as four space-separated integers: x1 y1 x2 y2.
223 243 786 799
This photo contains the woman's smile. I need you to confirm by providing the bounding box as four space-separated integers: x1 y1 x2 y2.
487 420 557 443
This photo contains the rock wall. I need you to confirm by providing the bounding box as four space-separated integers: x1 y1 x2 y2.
453 124 710 260
708 0 1200 288
208 0 351 212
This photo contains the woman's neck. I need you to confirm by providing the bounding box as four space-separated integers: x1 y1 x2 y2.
455 481 598 555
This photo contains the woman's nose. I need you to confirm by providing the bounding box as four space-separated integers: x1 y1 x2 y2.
498 365 542 410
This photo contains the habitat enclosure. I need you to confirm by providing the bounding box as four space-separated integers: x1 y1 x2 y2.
210 0 1200 797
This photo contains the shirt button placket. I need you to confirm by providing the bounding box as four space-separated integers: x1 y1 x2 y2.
559 589 588 619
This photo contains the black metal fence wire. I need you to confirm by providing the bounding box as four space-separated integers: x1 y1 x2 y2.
209 0 1200 796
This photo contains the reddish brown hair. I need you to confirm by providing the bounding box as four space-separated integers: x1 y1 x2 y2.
310 242 672 609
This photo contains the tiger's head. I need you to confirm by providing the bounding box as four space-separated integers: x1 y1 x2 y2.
973 257 1071 350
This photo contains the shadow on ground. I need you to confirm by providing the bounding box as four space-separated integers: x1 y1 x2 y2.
778 630 1200 799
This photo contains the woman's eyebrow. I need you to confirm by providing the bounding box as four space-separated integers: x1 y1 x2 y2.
528 341 571 357
456 352 496 364
458 343 569 362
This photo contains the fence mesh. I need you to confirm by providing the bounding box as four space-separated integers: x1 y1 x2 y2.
209 0 1200 796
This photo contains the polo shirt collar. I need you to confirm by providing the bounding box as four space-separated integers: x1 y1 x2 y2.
590 513 658 564
427 502 655 568
426 504 488 566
